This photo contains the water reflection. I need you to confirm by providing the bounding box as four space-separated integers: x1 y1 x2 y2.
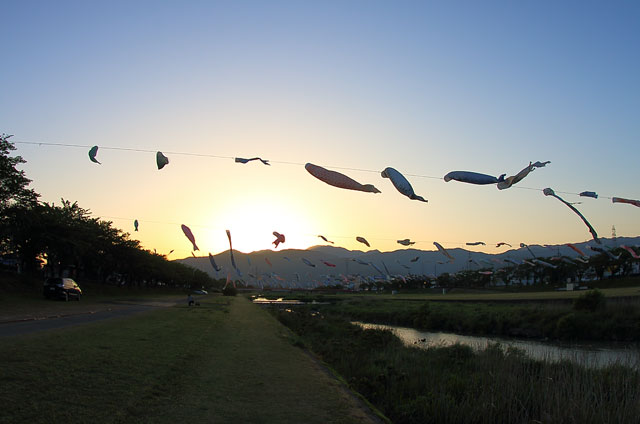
252 297 305 305
354 322 640 369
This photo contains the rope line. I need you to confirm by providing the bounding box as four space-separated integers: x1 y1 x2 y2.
13 139 621 200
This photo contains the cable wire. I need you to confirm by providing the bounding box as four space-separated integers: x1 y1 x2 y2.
12 139 620 199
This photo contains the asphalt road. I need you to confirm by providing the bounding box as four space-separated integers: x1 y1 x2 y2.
0 301 178 338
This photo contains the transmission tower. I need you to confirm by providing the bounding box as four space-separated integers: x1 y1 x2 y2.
612 225 617 246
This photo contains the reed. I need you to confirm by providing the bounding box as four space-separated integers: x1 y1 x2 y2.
274 307 640 423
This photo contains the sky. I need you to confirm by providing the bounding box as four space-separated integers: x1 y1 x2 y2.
2 0 639 258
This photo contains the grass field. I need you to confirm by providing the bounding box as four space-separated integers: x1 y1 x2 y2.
0 295 382 424
378 285 640 301
256 276 640 303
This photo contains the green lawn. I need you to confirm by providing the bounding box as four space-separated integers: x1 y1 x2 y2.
0 296 381 423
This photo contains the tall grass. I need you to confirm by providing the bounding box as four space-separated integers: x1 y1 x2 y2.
275 307 640 423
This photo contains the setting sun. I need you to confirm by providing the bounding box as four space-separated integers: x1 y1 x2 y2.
202 191 319 255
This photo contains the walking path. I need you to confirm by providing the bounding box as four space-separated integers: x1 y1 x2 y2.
149 296 384 423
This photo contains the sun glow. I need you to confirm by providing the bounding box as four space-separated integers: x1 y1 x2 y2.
204 193 319 254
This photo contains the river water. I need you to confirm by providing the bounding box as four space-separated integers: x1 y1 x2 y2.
353 322 640 369
252 297 306 305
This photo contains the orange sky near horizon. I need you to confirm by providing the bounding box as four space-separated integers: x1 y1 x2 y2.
13 141 636 259
4 2 639 257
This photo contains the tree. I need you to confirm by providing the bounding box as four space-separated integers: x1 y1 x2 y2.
495 267 513 286
589 253 609 280
0 137 216 289
436 272 453 288
0 134 38 212
0 133 40 262
3 198 219 289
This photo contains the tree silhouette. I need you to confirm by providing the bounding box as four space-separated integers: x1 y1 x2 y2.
0 134 38 212
0 135 217 290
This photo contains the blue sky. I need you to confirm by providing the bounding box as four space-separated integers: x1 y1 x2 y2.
2 1 639 256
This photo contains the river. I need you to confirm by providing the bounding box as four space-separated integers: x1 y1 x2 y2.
354 321 640 369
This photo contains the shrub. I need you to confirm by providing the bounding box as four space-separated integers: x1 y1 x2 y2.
412 302 431 328
555 313 579 339
222 286 237 296
573 289 605 312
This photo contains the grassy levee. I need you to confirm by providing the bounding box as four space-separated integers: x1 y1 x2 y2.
275 307 640 424
0 296 380 424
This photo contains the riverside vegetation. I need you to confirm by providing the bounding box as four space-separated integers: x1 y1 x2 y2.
273 302 640 424
291 289 640 342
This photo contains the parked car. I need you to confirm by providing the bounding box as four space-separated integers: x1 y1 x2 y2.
193 289 208 295
43 277 82 301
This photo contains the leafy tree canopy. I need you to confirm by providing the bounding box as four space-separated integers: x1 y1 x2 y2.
0 134 39 211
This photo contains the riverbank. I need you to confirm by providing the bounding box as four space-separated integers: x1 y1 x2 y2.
273 306 640 423
303 291 640 342
0 296 382 423
354 321 640 369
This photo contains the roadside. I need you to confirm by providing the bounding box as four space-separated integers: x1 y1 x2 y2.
0 273 189 325
0 304 160 338
0 296 184 324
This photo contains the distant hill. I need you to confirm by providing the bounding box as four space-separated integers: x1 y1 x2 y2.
175 237 640 285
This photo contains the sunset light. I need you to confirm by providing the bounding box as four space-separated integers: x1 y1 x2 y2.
2 1 638 259
2 2 640 423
